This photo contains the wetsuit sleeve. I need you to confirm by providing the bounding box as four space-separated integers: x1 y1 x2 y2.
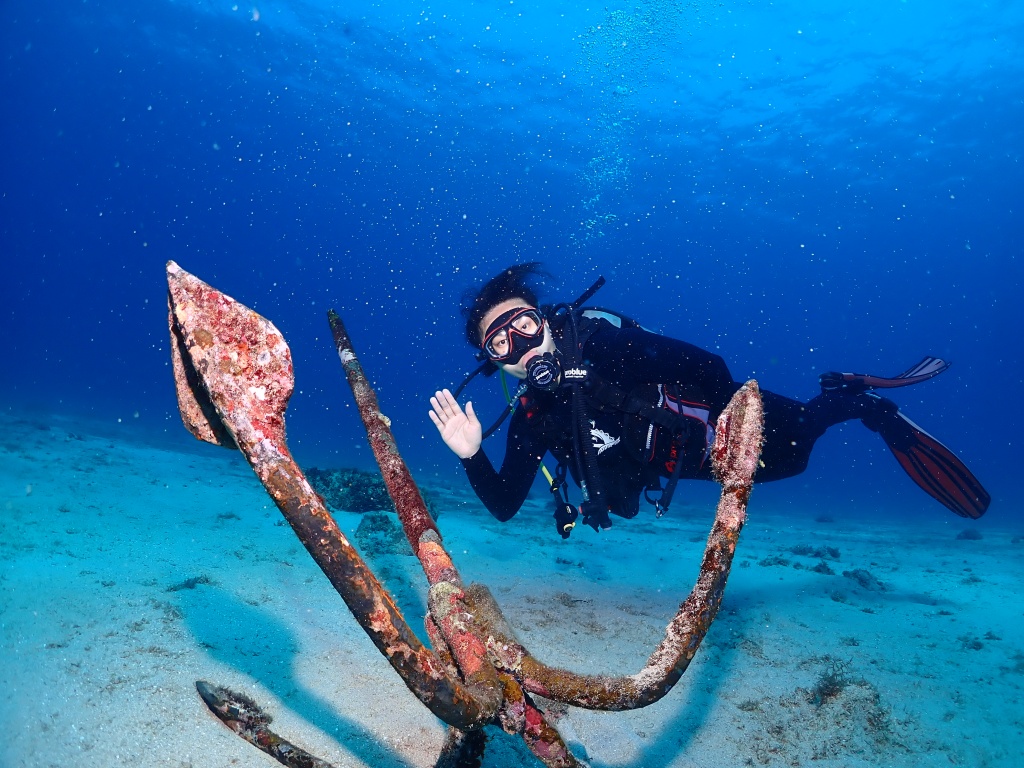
585 325 738 412
459 407 545 522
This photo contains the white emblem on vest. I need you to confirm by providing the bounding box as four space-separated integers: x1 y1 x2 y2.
590 422 620 455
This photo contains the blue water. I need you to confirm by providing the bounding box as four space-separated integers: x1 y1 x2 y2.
2 0 1022 522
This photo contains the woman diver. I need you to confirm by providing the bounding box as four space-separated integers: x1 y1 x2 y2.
429 263 989 537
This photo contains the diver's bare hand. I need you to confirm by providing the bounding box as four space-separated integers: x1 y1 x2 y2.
429 389 482 459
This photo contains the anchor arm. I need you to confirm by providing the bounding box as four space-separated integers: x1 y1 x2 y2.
166 261 499 730
464 382 764 711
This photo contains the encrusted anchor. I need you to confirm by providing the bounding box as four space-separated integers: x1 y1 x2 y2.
165 261 764 767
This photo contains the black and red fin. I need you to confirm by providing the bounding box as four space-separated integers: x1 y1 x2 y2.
820 356 950 394
870 410 990 519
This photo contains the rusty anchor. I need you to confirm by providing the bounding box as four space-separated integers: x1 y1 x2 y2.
166 261 764 767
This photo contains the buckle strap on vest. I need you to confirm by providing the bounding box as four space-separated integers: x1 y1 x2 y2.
585 377 689 434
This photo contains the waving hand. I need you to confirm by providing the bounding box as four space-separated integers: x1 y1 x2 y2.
429 389 482 459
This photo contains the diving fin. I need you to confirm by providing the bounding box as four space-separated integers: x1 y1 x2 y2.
862 403 990 519
820 356 950 395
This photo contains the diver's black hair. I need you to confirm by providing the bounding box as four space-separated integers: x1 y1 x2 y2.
461 262 551 347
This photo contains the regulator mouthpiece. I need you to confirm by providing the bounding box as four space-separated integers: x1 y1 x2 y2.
526 353 562 392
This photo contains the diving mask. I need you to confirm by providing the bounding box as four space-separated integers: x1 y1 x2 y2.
482 307 546 365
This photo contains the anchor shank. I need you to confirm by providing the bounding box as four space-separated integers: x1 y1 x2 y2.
328 310 502 707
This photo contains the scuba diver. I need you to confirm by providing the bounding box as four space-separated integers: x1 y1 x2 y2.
428 263 990 538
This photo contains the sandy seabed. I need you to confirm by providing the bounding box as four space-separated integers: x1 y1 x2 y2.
2 410 1022 768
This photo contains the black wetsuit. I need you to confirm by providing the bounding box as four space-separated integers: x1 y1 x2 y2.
462 318 846 522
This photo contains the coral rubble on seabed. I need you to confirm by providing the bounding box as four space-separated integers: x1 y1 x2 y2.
1 410 1022 766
